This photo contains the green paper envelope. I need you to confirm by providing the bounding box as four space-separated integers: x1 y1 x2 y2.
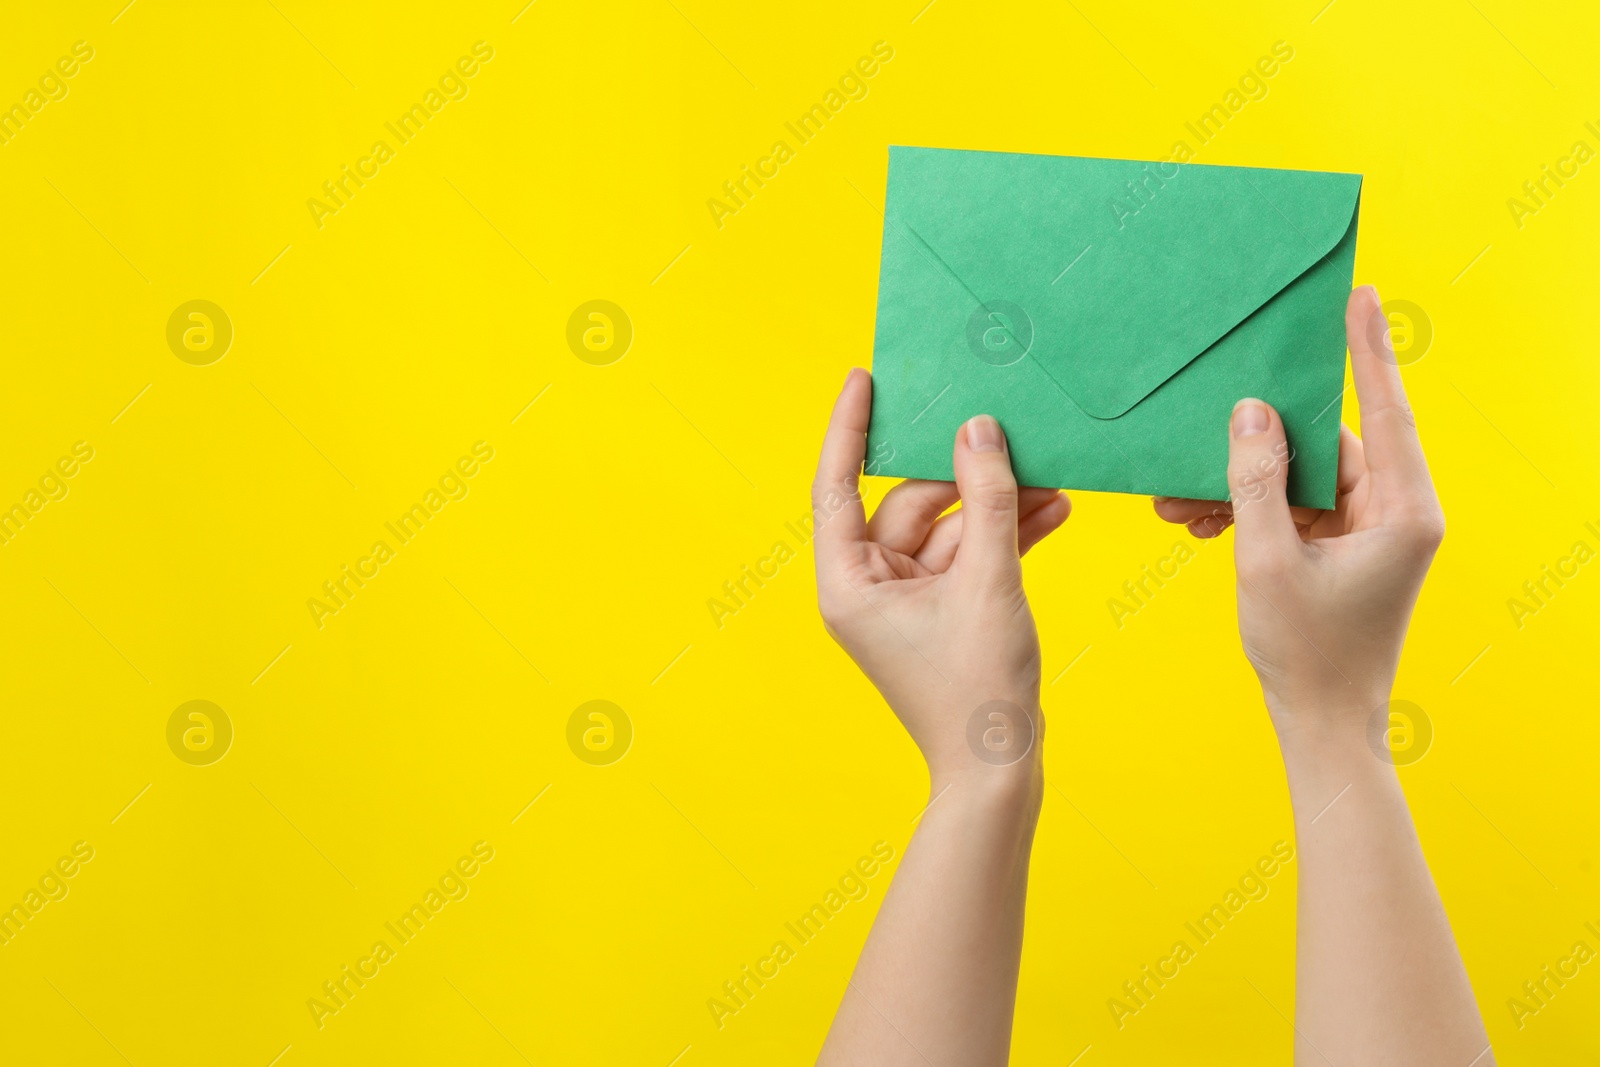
865 146 1363 509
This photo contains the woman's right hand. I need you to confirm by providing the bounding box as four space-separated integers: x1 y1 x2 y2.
1152 285 1445 737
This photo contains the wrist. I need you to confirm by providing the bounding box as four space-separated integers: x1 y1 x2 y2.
928 760 1045 827
924 694 1044 818
1269 702 1401 797
1271 707 1371 756
1267 689 1388 750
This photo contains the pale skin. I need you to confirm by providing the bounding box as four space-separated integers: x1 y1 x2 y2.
811 371 1065 1066
1155 285 1493 1066
812 286 1492 1065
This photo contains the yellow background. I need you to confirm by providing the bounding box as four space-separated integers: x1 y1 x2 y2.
1 0 1596 1063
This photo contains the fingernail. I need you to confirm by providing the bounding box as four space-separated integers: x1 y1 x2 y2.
1232 399 1269 438
967 414 1006 453
1153 496 1171 504
1365 284 1382 305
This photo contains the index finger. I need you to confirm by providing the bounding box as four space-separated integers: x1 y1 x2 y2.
1346 285 1435 500
811 368 872 563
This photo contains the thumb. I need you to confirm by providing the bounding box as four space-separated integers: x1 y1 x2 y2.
952 415 1021 584
1227 399 1299 557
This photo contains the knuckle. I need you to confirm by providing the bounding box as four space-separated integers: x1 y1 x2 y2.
1401 506 1446 552
811 476 861 517
1227 455 1262 486
966 479 1018 519
1229 472 1274 507
1229 452 1286 500
1372 399 1418 432
1238 544 1292 584
809 476 831 510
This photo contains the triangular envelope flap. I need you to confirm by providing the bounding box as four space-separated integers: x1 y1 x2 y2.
883 148 1363 419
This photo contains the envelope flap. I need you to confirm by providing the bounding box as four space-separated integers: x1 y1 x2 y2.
881 148 1364 419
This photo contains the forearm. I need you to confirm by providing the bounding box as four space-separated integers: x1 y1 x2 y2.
1277 710 1492 1067
818 771 1042 1067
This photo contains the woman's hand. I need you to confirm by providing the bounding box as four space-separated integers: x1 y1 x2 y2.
812 368 1070 791
814 367 1068 1067
1152 285 1445 732
1158 285 1490 1066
